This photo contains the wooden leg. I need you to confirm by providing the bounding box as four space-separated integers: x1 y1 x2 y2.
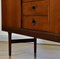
8 32 37 58
8 32 12 56
34 38 37 59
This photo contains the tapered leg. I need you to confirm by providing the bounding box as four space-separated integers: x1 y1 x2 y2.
8 32 12 56
34 38 37 59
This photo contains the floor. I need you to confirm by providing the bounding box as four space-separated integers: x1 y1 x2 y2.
0 42 60 59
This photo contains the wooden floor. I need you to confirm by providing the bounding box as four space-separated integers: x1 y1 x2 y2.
0 41 60 59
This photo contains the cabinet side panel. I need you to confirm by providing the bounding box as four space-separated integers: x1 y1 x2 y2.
49 0 60 34
54 0 60 34
49 0 55 33
2 0 7 29
2 0 21 31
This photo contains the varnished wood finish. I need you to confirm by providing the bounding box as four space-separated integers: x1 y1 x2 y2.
2 0 21 31
22 0 32 2
33 0 47 1
22 2 32 15
23 1 48 15
22 16 49 32
49 0 60 34
49 0 55 33
32 0 48 15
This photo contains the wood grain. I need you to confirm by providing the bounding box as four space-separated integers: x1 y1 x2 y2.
22 2 33 15
49 0 60 34
32 0 48 15
2 0 21 30
22 0 32 2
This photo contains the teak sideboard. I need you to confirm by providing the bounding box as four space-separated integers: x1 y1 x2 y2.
2 0 60 58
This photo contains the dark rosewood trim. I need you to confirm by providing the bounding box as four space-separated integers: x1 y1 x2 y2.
34 38 37 59
8 32 37 57
12 38 34 43
21 0 23 28
8 32 11 56
2 28 60 43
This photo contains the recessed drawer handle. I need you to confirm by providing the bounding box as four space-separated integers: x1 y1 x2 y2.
32 19 36 25
32 6 36 10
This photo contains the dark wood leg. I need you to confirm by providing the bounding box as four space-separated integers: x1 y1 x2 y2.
8 32 37 58
8 32 12 56
34 38 37 59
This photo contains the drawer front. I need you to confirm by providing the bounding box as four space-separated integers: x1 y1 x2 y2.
32 0 48 15
22 16 49 32
23 3 33 15
23 0 48 15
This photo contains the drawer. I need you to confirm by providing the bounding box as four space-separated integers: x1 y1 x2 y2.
22 16 49 32
22 3 33 15
32 0 48 15
22 0 32 2
23 0 48 15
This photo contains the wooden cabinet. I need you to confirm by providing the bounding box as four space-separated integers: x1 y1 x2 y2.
2 0 60 42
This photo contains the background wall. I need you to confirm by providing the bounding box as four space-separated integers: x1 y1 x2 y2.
0 0 60 45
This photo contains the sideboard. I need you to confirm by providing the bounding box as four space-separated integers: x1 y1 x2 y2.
2 0 60 58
